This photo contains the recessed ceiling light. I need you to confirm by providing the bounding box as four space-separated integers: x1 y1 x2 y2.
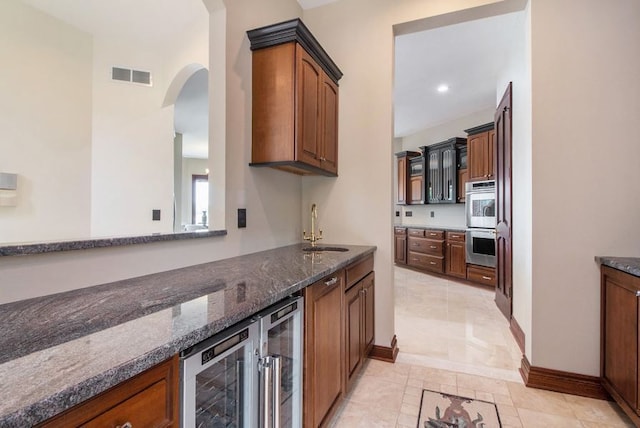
437 84 449 93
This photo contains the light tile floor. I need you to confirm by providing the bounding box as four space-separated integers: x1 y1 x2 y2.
330 267 634 427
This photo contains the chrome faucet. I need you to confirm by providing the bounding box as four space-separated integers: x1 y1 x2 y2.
303 203 323 247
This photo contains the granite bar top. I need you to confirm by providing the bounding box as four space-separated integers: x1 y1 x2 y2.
0 243 375 427
595 256 640 277
0 229 227 257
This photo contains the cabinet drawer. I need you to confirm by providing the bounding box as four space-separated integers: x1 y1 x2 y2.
408 251 444 273
345 255 373 290
446 231 465 242
84 380 170 428
424 230 445 240
408 237 444 256
407 228 425 237
467 265 496 287
394 227 407 235
39 356 178 428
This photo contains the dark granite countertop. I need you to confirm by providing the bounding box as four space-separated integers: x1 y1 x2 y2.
595 256 640 277
0 229 227 256
393 224 467 233
0 243 375 427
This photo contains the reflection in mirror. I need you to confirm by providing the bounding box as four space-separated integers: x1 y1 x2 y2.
0 0 216 245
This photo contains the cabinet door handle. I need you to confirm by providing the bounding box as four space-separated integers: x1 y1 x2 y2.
430 245 437 249
482 276 492 280
636 290 640 297
429 233 437 236
324 277 338 286
117 423 133 428
430 262 436 265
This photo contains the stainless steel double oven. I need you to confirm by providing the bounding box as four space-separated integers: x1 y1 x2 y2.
465 180 496 268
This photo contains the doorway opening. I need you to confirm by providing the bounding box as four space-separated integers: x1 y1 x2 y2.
392 5 524 376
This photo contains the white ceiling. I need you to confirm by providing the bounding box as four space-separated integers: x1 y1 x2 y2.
21 0 205 48
297 0 340 9
394 11 522 137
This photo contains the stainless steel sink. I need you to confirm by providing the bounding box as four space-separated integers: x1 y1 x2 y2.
302 246 349 252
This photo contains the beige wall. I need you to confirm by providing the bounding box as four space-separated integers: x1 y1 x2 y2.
0 0 304 304
0 1 92 243
530 0 640 375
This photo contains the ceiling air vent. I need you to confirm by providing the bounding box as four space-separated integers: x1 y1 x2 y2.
111 66 152 86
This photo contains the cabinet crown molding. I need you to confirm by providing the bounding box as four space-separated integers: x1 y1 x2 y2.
464 122 495 135
247 18 343 84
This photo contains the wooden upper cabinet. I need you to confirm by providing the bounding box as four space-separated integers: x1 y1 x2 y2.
248 19 343 177
422 138 466 204
320 74 339 174
465 122 495 181
395 151 420 205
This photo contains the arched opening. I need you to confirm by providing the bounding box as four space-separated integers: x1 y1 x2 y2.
166 66 210 232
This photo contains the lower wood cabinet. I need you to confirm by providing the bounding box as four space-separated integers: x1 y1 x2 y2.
303 270 345 428
601 265 640 426
394 227 407 265
396 227 498 288
466 264 496 287
345 271 375 392
407 229 444 274
303 254 375 427
445 231 466 279
38 356 179 428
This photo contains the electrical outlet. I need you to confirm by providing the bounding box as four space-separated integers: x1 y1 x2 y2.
395 211 400 217
152 209 161 221
405 211 413 217
430 211 435 218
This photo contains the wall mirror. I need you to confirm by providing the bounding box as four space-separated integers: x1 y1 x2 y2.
0 0 225 246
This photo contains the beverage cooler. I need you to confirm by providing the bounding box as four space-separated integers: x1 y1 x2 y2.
181 296 303 428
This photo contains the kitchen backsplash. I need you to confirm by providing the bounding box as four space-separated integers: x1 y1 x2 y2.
395 204 466 229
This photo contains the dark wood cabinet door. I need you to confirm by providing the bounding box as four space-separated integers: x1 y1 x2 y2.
362 273 375 357
397 156 408 204
495 83 512 320
488 129 496 179
446 241 466 279
296 45 322 169
320 74 338 174
467 132 487 181
304 272 344 428
457 168 468 202
602 271 638 409
39 356 179 428
394 234 407 264
345 283 362 391
410 175 423 204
